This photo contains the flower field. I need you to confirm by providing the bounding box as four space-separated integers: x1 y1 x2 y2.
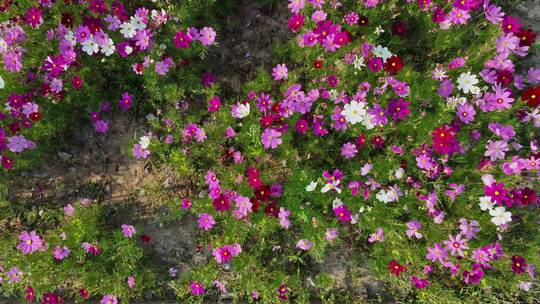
0 0 539 303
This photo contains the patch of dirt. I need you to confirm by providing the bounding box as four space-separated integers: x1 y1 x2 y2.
312 247 397 303
512 1 540 69
207 0 290 95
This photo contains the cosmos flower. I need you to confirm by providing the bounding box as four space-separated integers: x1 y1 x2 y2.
17 231 45 254
121 224 136 238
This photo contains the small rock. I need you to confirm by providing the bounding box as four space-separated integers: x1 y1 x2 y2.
58 151 72 161
31 170 49 178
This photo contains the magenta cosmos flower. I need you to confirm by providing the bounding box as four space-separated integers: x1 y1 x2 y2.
119 92 133 110
261 129 282 149
333 204 351 222
207 96 221 112
17 231 44 254
121 224 136 238
190 281 205 295
198 213 215 231
26 7 43 28
173 30 192 48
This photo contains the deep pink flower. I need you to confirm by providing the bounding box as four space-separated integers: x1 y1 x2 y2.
333 204 351 222
173 31 192 48
26 7 43 28
119 92 133 110
190 281 205 295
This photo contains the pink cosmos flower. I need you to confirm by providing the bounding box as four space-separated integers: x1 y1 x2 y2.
82 241 101 256
426 243 448 263
121 224 136 238
484 140 508 161
199 27 216 46
406 220 422 239
272 64 289 81
213 280 227 294
17 231 45 254
100 295 117 304
341 142 357 159
94 120 109 133
127 276 136 289
7 135 35 153
296 239 313 250
53 246 70 261
325 228 339 241
456 103 476 124
443 234 469 256
261 129 282 149
7 267 22 283
346 12 359 25
133 144 150 159
198 213 215 231
288 0 305 13
449 8 470 24
368 228 385 243
278 207 291 229
64 204 75 216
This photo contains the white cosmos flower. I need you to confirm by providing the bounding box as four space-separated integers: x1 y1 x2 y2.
64 31 77 46
376 190 392 204
489 206 512 226
232 103 250 119
81 37 99 55
0 38 7 53
139 136 151 149
479 196 494 211
395 167 404 179
457 72 480 94
362 112 374 129
341 100 366 125
305 181 318 192
131 16 147 30
0 76 4 89
100 39 115 56
120 21 137 38
353 55 365 70
321 180 341 193
374 26 385 35
373 45 392 62
332 198 343 208
481 174 495 186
